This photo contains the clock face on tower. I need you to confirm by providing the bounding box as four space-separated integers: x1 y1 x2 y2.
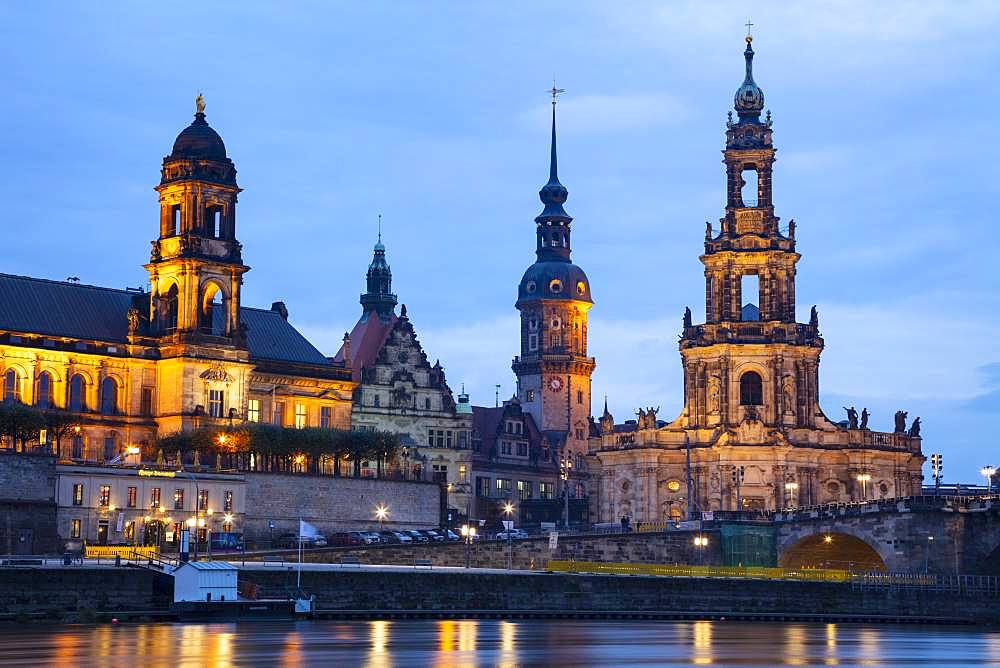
548 377 564 392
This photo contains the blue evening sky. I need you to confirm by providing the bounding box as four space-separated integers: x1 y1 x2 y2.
2 2 997 482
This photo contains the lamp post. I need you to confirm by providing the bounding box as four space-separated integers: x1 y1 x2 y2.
401 446 410 480
856 473 871 502
980 466 996 494
784 481 799 510
502 501 515 570
560 455 573 529
693 534 708 566
924 535 934 574
374 504 388 531
460 524 476 568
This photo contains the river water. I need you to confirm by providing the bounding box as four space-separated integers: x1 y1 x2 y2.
1 619 998 666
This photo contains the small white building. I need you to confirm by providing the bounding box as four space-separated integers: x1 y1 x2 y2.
172 561 238 603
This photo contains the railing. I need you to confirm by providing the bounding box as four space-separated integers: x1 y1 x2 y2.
548 559 851 582
83 545 159 560
851 573 1000 596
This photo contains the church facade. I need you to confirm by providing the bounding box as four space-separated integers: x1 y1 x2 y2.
588 37 925 524
0 99 355 463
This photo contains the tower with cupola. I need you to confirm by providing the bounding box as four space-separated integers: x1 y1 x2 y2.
512 90 596 465
679 34 823 431
145 95 249 346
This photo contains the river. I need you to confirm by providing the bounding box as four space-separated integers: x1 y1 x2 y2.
1 619 998 666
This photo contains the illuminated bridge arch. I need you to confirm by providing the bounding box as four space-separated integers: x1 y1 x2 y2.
778 532 887 573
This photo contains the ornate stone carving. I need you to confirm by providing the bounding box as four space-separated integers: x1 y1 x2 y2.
126 308 141 335
200 363 234 383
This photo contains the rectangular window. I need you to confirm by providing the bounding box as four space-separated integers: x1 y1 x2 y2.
539 482 553 500
294 403 307 429
150 487 161 509
127 486 137 508
172 522 183 544
124 521 135 542
476 477 491 497
70 519 81 539
140 387 154 417
247 399 261 423
273 401 285 426
198 489 209 511
39 429 48 445
208 389 224 418
72 483 84 506
320 406 333 429
432 465 448 483
495 478 512 495
516 442 528 457
174 488 184 510
98 485 111 507
577 390 583 404
518 480 533 500
458 464 467 483
446 431 453 448
458 431 468 449
500 441 512 456
528 333 538 351
224 490 233 512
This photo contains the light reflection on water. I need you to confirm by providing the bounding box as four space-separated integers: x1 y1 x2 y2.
0 619 998 667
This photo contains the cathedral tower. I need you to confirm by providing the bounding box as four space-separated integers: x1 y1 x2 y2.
512 90 595 462
145 95 249 345
680 35 822 431
359 229 398 322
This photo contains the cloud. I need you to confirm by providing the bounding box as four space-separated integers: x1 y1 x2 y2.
520 93 688 135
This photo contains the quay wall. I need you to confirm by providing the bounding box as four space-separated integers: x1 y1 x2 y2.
0 452 58 555
0 567 170 619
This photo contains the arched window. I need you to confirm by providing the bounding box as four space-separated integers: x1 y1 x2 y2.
741 166 759 207
163 285 179 332
3 369 20 403
740 371 763 406
36 372 52 409
100 377 118 415
69 375 86 412
171 205 181 235
200 283 224 334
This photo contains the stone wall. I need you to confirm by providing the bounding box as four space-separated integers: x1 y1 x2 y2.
243 473 441 544
0 452 58 554
266 530 725 570
0 567 171 619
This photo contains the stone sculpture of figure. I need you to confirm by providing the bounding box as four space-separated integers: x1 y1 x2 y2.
708 378 721 413
126 307 140 335
908 417 921 438
636 407 647 428
705 221 713 240
893 410 908 433
195 92 206 114
843 406 859 430
809 305 819 329
150 239 161 261
646 406 660 428
683 306 692 329
860 407 870 430
192 449 201 469
782 377 795 413
788 219 796 239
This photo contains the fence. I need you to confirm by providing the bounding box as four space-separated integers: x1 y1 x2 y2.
852 573 1000 596
547 559 851 582
83 545 159 560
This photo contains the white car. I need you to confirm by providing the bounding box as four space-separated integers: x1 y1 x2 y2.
495 529 529 541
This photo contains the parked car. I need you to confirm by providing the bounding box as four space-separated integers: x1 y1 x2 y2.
274 532 298 549
310 535 328 547
422 530 446 542
406 530 430 543
445 530 460 541
494 529 529 541
363 532 384 544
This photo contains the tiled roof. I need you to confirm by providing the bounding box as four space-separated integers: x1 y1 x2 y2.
331 309 398 382
0 273 334 367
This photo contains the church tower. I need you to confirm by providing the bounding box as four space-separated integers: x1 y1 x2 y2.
512 90 596 464
359 229 398 322
145 95 249 345
680 35 823 431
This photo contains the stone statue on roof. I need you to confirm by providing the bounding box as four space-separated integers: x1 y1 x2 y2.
195 92 206 114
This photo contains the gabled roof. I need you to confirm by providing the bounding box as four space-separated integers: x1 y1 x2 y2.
175 560 236 571
331 309 398 382
0 273 335 368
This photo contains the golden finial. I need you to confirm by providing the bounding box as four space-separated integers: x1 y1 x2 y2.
195 92 206 114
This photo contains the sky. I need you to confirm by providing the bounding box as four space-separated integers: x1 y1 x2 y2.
1 2 998 482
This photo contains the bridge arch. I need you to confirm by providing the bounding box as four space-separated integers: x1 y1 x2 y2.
778 532 887 572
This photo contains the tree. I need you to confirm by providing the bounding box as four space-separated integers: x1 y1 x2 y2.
0 402 45 451
41 409 79 458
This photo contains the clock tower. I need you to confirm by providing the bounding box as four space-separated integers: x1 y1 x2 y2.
512 90 596 468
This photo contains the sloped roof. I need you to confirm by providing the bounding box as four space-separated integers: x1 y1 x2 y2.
331 309 398 382
0 273 334 367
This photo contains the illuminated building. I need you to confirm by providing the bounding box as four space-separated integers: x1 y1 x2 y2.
589 36 924 523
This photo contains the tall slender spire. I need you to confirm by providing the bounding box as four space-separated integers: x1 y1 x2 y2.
535 83 572 261
360 221 397 320
734 33 765 122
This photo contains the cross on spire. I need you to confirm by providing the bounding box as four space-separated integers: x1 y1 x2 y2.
377 213 382 243
548 80 565 107
745 18 754 40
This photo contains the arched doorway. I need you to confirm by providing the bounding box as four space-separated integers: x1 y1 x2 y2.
779 532 887 572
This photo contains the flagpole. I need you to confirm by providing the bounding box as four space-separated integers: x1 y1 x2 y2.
297 517 302 590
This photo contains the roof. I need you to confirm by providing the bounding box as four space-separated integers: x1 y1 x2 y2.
331 309 398 382
0 273 334 367
175 560 236 571
472 401 545 454
171 112 227 160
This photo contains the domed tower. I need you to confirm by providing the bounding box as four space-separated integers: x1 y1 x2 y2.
359 230 397 322
512 90 596 463
679 35 822 432
145 95 249 345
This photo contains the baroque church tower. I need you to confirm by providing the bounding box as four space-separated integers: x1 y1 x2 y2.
512 91 595 465
679 34 822 432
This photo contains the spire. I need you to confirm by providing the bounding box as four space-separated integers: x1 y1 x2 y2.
535 83 573 261
733 32 765 123
360 222 397 320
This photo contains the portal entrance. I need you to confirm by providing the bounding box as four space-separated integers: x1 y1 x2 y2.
779 532 886 572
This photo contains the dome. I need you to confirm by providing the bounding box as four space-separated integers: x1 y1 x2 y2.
517 260 592 305
170 112 227 160
734 38 765 117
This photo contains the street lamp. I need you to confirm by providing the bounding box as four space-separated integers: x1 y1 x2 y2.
374 504 388 530
784 481 799 510
856 473 871 501
924 535 934 574
560 455 574 529
981 466 996 494
502 501 515 570
693 535 709 566
460 524 477 568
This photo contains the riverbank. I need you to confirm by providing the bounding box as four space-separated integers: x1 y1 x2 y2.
1 564 998 625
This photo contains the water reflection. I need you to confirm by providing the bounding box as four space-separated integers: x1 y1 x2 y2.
1 618 997 666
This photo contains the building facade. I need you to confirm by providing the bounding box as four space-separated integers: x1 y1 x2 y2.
511 95 595 506
0 98 355 462
589 37 925 524
335 238 474 520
